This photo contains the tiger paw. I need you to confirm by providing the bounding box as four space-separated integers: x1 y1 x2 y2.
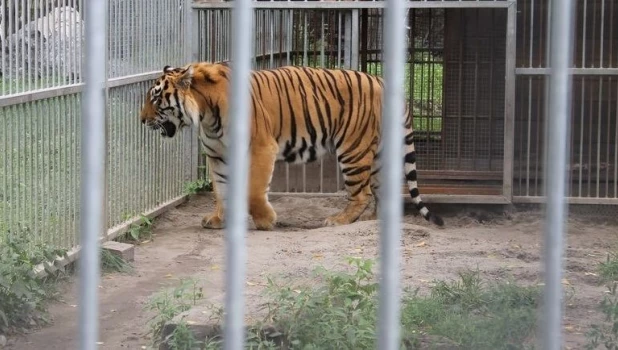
324 213 352 227
201 213 224 229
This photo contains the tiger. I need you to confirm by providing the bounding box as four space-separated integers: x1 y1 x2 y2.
139 61 444 231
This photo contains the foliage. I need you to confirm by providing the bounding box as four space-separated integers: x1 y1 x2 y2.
0 229 68 334
196 259 540 350
145 278 205 350
598 253 618 284
183 179 213 196
117 215 154 243
100 248 133 274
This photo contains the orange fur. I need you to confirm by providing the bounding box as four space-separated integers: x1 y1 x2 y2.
140 62 444 230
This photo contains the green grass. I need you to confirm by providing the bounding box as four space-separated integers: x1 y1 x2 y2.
598 252 618 283
145 278 206 350
153 258 540 350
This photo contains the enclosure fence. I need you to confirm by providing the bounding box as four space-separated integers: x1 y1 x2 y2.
0 0 603 348
0 0 198 260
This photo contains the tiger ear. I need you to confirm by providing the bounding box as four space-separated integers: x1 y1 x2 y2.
178 65 194 89
163 65 174 73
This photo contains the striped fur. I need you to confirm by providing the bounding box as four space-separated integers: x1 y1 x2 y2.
140 62 444 230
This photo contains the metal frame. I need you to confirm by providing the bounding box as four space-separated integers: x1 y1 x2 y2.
190 0 519 205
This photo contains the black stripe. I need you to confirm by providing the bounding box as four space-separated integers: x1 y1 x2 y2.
405 170 417 182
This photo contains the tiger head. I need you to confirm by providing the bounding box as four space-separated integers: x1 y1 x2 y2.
140 62 231 138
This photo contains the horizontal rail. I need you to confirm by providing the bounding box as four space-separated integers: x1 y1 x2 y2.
513 196 618 205
0 71 162 108
192 0 515 9
516 67 618 76
270 191 511 204
33 195 189 278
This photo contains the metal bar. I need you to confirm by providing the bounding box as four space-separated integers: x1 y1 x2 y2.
515 68 618 75
541 0 575 347
514 196 618 205
79 0 109 349
377 0 406 347
223 0 253 347
503 3 517 201
192 1 515 10
0 72 161 108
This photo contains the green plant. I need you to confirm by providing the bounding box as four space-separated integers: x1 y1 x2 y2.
119 215 154 243
0 229 68 334
100 248 133 274
184 178 213 195
261 257 380 350
146 278 205 349
586 282 618 350
599 253 618 284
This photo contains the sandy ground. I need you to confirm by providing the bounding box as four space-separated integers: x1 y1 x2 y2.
5 192 618 350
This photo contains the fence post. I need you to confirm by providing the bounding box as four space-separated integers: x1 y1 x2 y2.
502 2 517 202
181 0 200 184
343 10 359 70
541 0 575 347
79 0 108 348
377 0 407 348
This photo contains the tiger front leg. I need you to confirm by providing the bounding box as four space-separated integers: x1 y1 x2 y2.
248 141 278 231
201 157 226 229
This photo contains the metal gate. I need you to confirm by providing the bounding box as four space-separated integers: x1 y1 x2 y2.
514 0 618 205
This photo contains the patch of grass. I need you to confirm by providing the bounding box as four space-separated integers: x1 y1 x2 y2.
184 178 213 195
145 278 205 350
100 248 133 274
198 258 540 349
598 252 618 283
0 228 68 335
586 282 618 350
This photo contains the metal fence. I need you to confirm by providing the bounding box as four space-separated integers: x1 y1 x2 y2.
193 0 519 205
0 0 601 348
0 0 197 256
193 0 618 207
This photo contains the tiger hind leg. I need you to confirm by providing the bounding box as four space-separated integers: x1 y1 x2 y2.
324 151 374 226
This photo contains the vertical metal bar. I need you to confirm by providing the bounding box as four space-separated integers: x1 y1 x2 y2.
224 0 253 347
542 0 575 347
79 0 108 348
7 0 13 94
377 0 406 348
351 9 359 70
320 12 325 192
503 4 516 201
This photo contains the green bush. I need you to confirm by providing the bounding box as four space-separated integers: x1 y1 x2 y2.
0 229 68 334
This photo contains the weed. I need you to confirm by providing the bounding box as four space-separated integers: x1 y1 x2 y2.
408 270 540 349
100 248 133 274
586 282 618 350
258 260 538 349
147 259 540 349
184 179 213 195
146 278 205 349
118 215 154 243
598 253 618 284
0 229 68 334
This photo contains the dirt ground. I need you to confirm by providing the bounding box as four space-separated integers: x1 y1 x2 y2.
5 192 618 350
